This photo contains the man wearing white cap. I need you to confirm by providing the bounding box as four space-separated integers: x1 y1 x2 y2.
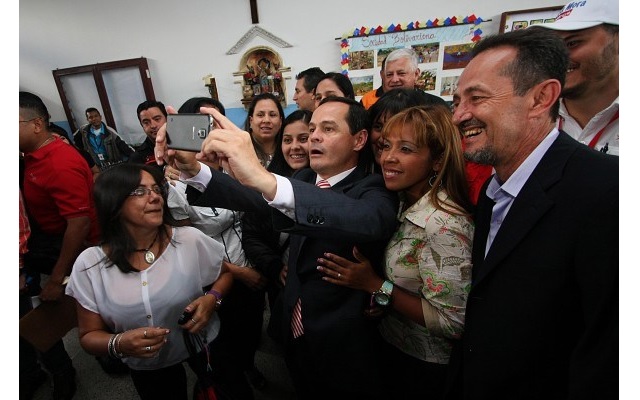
537 0 619 155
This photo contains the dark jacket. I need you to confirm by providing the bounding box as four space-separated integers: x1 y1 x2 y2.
73 122 133 169
445 132 619 400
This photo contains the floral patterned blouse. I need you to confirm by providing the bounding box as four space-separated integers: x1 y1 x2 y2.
378 189 474 364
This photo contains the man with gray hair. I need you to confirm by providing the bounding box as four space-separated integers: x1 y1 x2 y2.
360 48 423 109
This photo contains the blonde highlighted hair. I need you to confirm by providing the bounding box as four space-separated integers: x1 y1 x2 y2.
381 105 472 216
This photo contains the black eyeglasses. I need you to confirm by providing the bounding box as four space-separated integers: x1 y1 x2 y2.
129 185 164 197
19 118 39 123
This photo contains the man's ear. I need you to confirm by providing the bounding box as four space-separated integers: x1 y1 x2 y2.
353 129 368 152
530 78 561 119
32 117 46 134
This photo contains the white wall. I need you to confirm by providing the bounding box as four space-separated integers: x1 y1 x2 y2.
19 0 563 123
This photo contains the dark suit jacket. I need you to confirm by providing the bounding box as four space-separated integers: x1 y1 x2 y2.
445 132 618 400
188 165 399 395
274 166 398 394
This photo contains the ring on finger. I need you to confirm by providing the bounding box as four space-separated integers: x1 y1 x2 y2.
145 346 151 352
143 330 147 338
191 318 197 324
337 273 341 279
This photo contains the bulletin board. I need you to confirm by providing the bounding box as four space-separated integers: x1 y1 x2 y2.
338 15 487 101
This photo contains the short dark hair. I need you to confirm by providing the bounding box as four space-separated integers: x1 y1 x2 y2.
315 72 355 99
49 123 71 140
295 67 325 93
85 107 100 116
136 100 167 122
177 97 226 116
19 91 50 125
369 88 448 127
471 27 569 120
93 163 177 273
318 96 370 135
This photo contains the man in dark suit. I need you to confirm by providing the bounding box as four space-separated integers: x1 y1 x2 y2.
155 97 398 399
445 27 618 399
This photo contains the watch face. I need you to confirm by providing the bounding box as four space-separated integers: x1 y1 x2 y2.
374 292 390 306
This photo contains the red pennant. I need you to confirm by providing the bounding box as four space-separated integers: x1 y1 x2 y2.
394 24 402 31
415 20 421 28
450 16 458 24
360 26 366 35
374 25 383 34
433 18 440 26
467 14 477 23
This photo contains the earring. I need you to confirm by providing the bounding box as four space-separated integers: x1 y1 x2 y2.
428 174 438 188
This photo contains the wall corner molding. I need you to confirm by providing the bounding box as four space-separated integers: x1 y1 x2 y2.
226 26 293 55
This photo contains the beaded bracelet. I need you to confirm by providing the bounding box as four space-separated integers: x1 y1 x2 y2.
205 289 223 309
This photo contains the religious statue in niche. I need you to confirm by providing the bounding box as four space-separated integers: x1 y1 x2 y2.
234 46 290 110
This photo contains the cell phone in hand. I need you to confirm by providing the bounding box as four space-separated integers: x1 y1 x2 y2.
166 114 213 152
177 309 194 325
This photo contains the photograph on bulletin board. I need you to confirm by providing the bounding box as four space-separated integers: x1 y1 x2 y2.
350 75 374 96
440 75 460 97
416 69 437 92
412 43 440 64
442 43 474 71
349 50 374 70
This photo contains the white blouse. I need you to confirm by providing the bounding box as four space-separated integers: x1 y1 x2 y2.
66 226 225 370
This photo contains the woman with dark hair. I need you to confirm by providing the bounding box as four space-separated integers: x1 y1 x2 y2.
317 105 474 398
65 163 233 400
177 96 226 116
243 93 284 167
313 72 355 107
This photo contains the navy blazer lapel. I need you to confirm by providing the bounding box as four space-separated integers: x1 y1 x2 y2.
287 165 368 270
473 133 577 286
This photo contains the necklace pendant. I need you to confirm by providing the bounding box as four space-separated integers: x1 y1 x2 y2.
144 250 155 264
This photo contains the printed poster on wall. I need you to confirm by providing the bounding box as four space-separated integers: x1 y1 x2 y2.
343 20 486 102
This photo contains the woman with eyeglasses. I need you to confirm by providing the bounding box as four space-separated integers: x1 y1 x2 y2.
65 163 232 400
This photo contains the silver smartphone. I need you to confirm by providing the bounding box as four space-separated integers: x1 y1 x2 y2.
166 114 214 152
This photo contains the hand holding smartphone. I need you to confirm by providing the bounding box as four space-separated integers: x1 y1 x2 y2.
166 114 214 152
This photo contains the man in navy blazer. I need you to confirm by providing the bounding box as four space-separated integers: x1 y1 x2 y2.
155 97 398 399
444 27 618 399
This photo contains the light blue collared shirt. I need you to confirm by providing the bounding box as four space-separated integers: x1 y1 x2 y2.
484 128 560 257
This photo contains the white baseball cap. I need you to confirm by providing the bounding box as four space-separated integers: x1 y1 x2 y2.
536 0 619 31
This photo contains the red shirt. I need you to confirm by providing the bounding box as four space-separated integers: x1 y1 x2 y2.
22 138 100 244
461 139 493 205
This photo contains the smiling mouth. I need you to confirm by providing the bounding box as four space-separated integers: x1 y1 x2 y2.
383 169 401 177
289 154 307 159
461 128 483 138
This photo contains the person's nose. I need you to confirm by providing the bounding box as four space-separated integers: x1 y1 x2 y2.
452 102 469 127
